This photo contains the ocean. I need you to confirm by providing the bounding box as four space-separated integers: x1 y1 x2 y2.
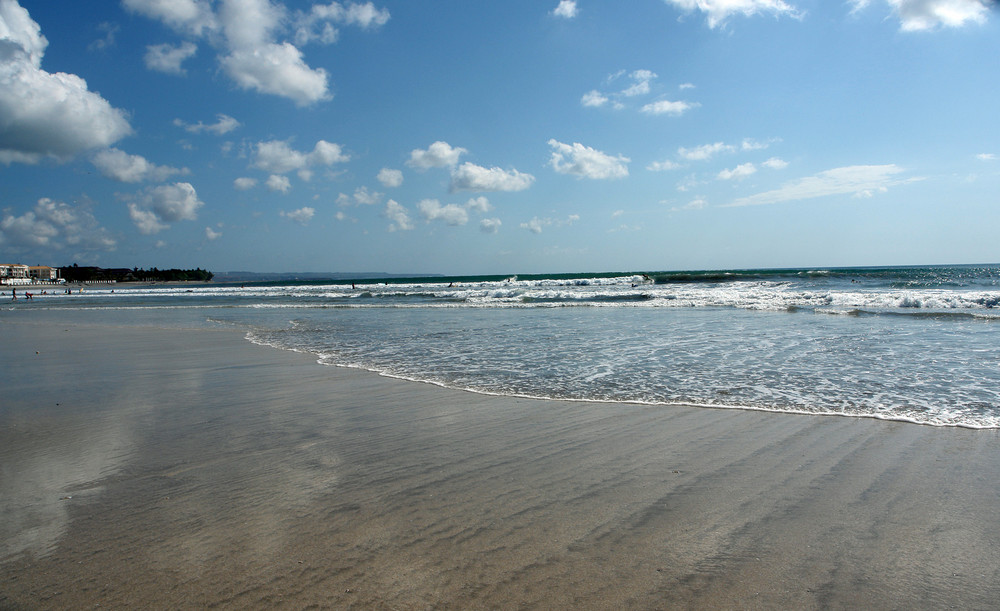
8 264 1000 428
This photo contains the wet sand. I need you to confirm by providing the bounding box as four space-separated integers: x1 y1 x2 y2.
2 318 1000 609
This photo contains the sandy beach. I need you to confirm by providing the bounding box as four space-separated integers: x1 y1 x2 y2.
2 317 999 610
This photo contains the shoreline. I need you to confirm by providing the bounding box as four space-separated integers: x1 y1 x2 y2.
3 317 1000 609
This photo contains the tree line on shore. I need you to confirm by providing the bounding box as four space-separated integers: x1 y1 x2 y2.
59 265 213 283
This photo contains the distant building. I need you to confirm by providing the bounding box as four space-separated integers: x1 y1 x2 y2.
29 266 60 281
1 263 31 285
2 264 63 285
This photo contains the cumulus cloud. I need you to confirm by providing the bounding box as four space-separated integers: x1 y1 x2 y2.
293 1 391 44
384 199 413 231
762 157 789 169
126 182 205 233
622 69 657 97
377 167 403 187
678 141 735 161
417 199 469 226
647 159 683 171
548 139 630 179
641 99 698 116
174 113 240 135
337 186 382 206
205 226 222 240
280 206 315 224
450 162 536 192
92 148 188 182
520 214 579 234
406 141 467 169
233 176 257 190
552 0 579 18
0 197 116 252
583 69 683 112
977 153 997 161
221 43 330 106
521 217 546 234
121 0 218 36
466 196 491 213
663 0 801 28
266 174 291 192
0 0 132 164
144 41 198 75
727 164 917 207
253 139 349 174
718 162 757 180
851 0 992 30
581 90 609 107
480 218 501 233
125 0 389 105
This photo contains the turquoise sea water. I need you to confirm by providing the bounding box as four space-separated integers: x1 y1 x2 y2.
7 265 1000 428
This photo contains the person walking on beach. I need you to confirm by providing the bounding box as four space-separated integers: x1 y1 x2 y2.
10 288 15 300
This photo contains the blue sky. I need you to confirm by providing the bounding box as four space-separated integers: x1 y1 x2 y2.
1 0 998 275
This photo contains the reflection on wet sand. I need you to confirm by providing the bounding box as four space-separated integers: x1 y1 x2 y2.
3 319 1000 609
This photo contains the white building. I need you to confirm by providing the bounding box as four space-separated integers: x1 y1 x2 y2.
1 263 31 285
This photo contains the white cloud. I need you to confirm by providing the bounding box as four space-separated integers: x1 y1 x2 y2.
741 138 770 150
253 139 349 174
174 113 240 135
221 42 330 106
663 0 801 28
450 162 536 192
126 182 205 234
266 174 292 192
144 41 198 75
762 157 789 169
128 203 168 234
647 159 683 171
581 90 609 107
671 198 708 212
678 141 735 161
621 70 657 97
548 139 630 179
727 164 916 207
337 186 382 206
976 153 996 161
480 218 501 233
294 1 391 44
552 0 579 18
384 199 413 231
128 0 389 106
1 197 116 252
853 0 992 30
521 217 546 234
233 177 257 190
406 141 467 169
583 69 686 112
466 196 491 213
417 199 469 226
377 167 403 187
91 148 188 183
122 0 217 36
718 162 757 180
280 206 315 224
0 0 132 164
641 99 698 116
520 214 579 234
205 226 222 240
